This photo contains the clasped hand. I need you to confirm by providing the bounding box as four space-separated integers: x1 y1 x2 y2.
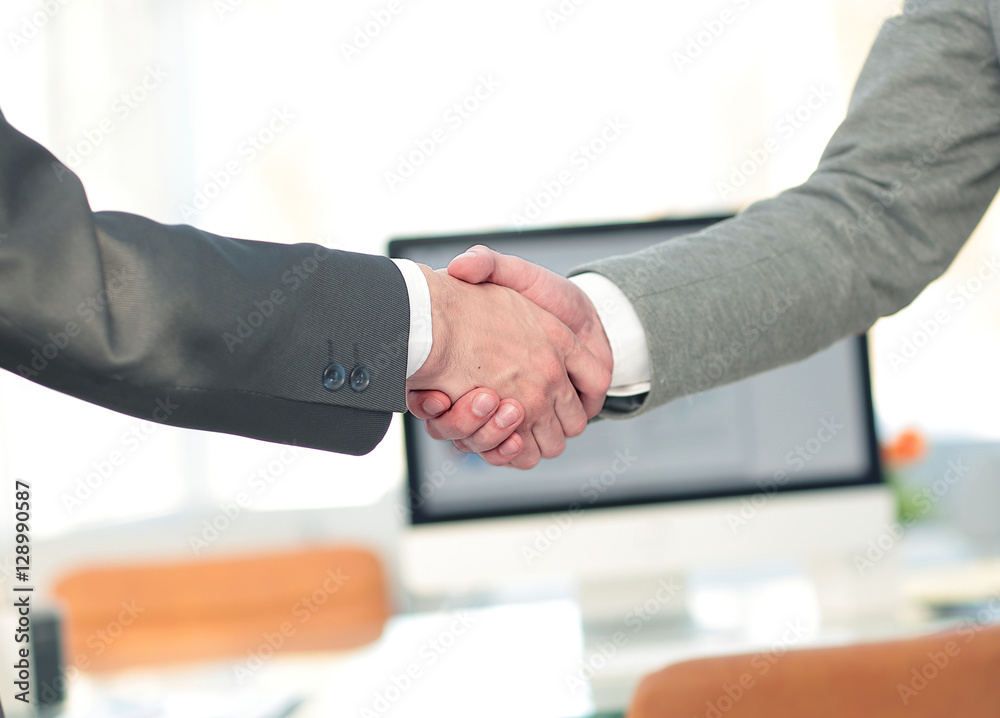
405 247 612 469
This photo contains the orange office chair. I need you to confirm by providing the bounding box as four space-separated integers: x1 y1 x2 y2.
628 622 1000 717
52 546 391 672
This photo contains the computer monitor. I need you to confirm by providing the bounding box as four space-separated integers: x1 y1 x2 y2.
389 217 894 618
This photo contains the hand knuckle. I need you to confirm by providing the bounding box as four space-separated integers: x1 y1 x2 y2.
567 415 587 437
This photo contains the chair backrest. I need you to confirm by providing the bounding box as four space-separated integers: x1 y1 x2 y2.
628 622 1000 718
53 546 390 672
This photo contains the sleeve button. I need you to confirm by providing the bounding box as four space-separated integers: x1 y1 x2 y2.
350 365 371 392
322 363 346 391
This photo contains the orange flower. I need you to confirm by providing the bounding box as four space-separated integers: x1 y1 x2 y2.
881 428 927 468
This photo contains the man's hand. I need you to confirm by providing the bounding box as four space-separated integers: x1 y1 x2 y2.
406 265 610 469
407 388 527 462
408 247 613 463
449 246 613 371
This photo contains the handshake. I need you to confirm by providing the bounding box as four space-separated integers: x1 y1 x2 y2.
405 245 615 470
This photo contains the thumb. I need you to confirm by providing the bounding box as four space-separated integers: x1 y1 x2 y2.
448 244 612 370
406 389 452 420
447 245 499 284
448 244 549 300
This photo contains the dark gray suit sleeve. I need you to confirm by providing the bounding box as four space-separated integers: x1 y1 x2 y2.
0 108 410 455
578 0 1000 415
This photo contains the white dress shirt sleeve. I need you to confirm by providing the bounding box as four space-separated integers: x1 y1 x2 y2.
570 272 651 397
390 258 432 378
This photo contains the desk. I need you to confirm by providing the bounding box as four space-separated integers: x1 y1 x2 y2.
60 551 1000 718
65 601 594 718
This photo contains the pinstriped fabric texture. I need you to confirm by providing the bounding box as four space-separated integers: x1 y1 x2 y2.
0 109 408 455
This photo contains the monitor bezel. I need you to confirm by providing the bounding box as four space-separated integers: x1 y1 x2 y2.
389 216 884 526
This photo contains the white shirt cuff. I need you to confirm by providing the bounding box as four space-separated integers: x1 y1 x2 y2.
570 272 651 397
390 258 432 378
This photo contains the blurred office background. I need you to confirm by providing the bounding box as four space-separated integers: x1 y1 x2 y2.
0 0 998 593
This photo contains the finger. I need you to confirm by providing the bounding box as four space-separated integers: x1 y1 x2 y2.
448 245 549 299
447 245 499 284
476 433 524 465
530 411 568 460
444 399 523 453
406 389 452 420
454 431 523 466
563 334 613 419
553 381 589 440
507 429 541 470
423 389 502 441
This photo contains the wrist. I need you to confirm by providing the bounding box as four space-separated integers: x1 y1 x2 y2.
390 258 433 377
570 272 648 393
411 265 453 384
580 293 612 365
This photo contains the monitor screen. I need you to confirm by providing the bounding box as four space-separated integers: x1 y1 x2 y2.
390 217 882 525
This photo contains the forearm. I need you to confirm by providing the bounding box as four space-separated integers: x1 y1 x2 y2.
0 108 409 454
578 0 1000 414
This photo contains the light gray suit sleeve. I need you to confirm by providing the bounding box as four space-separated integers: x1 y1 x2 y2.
576 0 1000 416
